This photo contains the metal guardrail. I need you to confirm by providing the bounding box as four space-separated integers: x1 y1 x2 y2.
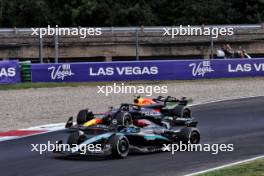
0 24 262 34
1 24 263 63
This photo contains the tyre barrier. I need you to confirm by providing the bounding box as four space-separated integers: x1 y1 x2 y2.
20 61 31 82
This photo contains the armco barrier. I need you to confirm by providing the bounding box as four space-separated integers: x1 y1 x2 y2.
0 60 21 84
31 59 264 82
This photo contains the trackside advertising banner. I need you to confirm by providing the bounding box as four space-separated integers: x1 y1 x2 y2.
31 59 264 82
0 60 21 84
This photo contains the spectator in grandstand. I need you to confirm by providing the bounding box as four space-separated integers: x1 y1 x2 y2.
216 49 225 59
222 44 234 58
242 50 251 59
237 50 244 58
234 48 251 59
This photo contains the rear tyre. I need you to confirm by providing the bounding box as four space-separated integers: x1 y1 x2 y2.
182 108 191 118
110 135 129 159
189 130 200 144
179 127 200 144
115 111 133 126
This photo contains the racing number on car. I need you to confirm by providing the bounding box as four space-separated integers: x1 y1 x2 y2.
143 111 160 116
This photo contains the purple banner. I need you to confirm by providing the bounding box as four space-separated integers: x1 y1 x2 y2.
0 60 21 84
31 59 264 82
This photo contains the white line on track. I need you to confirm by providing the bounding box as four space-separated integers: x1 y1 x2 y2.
0 123 65 142
185 155 264 176
185 95 264 175
0 136 20 142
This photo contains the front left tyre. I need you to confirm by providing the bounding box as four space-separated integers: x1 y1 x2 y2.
67 131 80 147
67 131 85 147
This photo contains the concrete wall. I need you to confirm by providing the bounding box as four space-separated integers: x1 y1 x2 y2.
0 28 264 62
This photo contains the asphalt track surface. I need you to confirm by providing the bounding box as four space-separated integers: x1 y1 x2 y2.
0 97 264 176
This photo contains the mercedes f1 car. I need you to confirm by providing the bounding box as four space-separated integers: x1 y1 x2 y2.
54 117 200 159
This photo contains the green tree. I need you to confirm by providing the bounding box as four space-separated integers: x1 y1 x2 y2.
0 0 263 27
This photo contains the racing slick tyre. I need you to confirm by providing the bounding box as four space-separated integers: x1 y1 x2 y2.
110 135 129 159
67 131 85 147
115 111 133 127
171 105 184 117
179 127 200 144
182 108 191 118
77 109 93 125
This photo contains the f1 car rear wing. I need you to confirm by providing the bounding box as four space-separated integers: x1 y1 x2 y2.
154 96 188 106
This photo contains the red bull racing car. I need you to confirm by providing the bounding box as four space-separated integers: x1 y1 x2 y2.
65 96 193 129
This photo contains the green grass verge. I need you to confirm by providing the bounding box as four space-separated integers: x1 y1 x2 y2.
197 158 264 176
0 82 99 90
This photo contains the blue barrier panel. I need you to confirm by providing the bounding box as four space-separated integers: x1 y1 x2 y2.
31 59 264 82
0 60 21 84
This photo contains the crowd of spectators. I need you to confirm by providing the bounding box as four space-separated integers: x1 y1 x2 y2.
217 44 251 59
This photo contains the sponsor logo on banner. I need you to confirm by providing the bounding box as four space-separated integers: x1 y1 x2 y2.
0 61 20 84
89 66 158 76
31 59 264 83
228 63 264 72
48 64 75 80
0 67 16 77
189 60 214 77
